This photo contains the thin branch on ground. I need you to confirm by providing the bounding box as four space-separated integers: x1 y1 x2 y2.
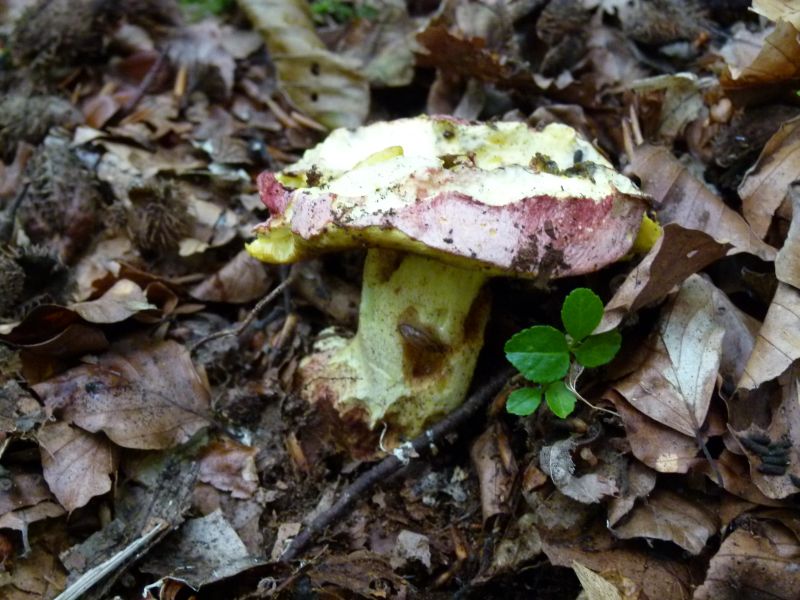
279 368 514 562
190 270 295 353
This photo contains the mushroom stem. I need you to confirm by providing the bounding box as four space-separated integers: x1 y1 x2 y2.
300 248 491 443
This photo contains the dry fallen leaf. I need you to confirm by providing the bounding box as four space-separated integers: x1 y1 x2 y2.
752 0 800 30
721 19 800 90
694 521 800 600
607 460 657 527
627 143 776 261
738 283 800 389
615 276 725 437
776 182 800 288
190 249 272 303
610 489 719 555
238 0 369 129
540 439 621 504
606 390 700 473
471 422 517 522
33 338 211 449
599 224 730 332
739 117 800 240
37 422 116 512
197 437 259 499
69 279 155 324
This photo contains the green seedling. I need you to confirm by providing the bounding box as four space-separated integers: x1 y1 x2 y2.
505 288 620 418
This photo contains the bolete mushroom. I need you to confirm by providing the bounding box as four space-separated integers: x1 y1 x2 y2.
247 116 649 452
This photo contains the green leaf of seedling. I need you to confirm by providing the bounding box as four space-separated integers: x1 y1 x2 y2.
504 325 570 383
561 288 604 342
545 380 577 418
572 330 622 367
506 387 543 416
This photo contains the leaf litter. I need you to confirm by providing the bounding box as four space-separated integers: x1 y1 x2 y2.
1 0 800 598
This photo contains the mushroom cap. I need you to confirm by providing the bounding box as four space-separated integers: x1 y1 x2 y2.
247 116 649 279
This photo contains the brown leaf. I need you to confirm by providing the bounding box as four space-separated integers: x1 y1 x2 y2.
739 117 800 240
0 469 53 516
606 390 700 473
541 521 695 599
721 20 800 90
306 550 408 598
599 224 730 332
198 438 259 499
607 461 657 527
697 450 785 507
190 250 272 304
167 22 235 100
540 439 621 504
776 182 800 288
615 276 725 437
0 526 68 599
627 142 776 261
610 489 719 555
38 422 116 512
470 422 518 522
69 279 155 323
0 501 65 533
694 522 800 599
139 510 261 590
738 283 800 389
33 338 211 449
752 0 800 30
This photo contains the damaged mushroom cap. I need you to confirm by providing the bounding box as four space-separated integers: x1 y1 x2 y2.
246 116 649 453
247 117 649 279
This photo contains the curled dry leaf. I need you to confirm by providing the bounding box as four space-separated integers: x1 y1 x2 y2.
606 391 700 473
739 117 800 240
470 422 517 522
541 522 694 599
238 0 368 129
721 19 800 90
33 338 211 450
738 283 800 389
572 561 633 600
140 510 261 590
776 182 800 288
615 276 725 437
610 489 719 555
599 224 729 332
69 279 155 323
694 521 800 600
38 422 116 512
197 437 259 499
697 449 784 507
190 249 272 304
607 460 657 527
752 0 800 30
627 142 776 261
540 439 621 504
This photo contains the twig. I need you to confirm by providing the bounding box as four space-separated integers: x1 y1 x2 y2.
279 368 513 562
190 271 295 353
53 522 168 600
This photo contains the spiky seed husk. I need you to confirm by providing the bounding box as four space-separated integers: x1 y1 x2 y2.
18 133 101 263
127 179 193 254
618 0 710 45
0 255 25 318
0 95 81 161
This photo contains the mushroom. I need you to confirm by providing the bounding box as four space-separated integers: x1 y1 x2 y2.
247 116 649 452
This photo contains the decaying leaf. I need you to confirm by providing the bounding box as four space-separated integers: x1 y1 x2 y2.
739 283 800 389
542 522 695 599
599 224 729 332
33 338 211 449
197 437 259 499
721 19 800 90
607 461 657 527
627 143 776 261
37 422 116 512
739 117 800 240
752 0 800 30
238 0 369 129
610 489 718 555
140 510 262 590
539 438 621 504
470 422 517 521
615 276 725 437
573 561 632 600
190 249 272 303
69 279 155 323
776 182 800 288
694 521 800 600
